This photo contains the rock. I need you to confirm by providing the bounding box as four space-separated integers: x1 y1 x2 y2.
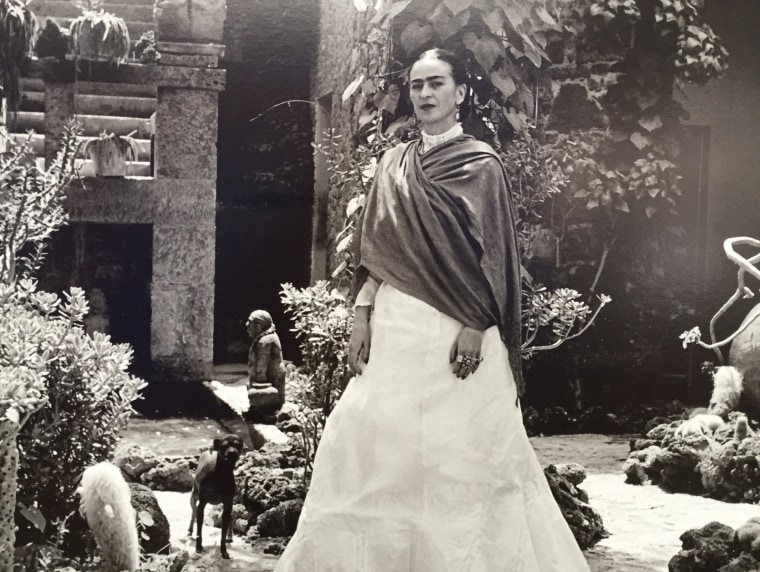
211 503 251 534
733 517 760 559
137 550 189 572
142 456 196 492
112 444 159 482
522 406 541 436
257 499 303 537
554 463 587 486
249 423 290 449
718 552 760 572
541 406 575 436
654 437 710 494
668 521 735 572
276 403 302 434
130 483 171 555
578 407 623 433
646 418 679 440
543 464 607 550
237 465 305 519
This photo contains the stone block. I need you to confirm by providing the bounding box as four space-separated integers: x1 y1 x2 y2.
153 180 216 221
160 53 219 68
151 283 214 370
152 224 215 285
64 178 156 223
155 87 219 179
43 83 75 163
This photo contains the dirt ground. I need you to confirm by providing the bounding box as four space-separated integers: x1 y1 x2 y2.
126 423 760 571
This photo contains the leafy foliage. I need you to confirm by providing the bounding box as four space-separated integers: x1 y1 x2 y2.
69 5 131 63
0 0 38 108
279 281 355 483
279 281 353 417
10 280 145 540
1 123 81 285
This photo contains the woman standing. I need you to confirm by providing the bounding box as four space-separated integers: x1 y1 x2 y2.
275 48 590 572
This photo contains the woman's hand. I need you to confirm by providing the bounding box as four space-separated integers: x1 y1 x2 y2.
449 326 485 379
348 306 372 375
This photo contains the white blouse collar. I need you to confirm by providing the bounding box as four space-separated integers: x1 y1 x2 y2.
420 123 463 153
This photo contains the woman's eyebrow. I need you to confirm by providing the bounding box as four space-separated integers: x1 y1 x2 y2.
410 75 446 83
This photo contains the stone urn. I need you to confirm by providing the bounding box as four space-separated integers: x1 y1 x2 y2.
729 302 760 413
153 0 227 44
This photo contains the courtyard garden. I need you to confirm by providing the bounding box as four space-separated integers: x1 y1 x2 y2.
2 0 760 570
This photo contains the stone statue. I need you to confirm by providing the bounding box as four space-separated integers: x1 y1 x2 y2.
245 310 286 422
84 288 110 336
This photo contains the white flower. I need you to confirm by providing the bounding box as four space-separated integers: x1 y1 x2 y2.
679 327 701 349
599 294 612 304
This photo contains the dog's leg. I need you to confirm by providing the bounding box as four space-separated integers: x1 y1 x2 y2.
220 497 232 559
195 499 206 554
188 486 197 536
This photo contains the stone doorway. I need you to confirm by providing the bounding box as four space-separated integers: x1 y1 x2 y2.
38 223 153 375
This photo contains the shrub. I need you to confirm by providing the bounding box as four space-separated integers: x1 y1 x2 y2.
5 280 145 541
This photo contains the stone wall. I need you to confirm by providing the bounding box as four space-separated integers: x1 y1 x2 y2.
676 0 760 290
311 0 375 278
32 60 225 382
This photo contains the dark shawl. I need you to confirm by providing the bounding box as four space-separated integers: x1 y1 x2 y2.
352 135 524 397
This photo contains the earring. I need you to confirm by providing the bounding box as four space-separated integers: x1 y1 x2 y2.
455 104 461 122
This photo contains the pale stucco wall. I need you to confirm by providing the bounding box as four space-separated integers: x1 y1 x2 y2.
677 0 760 286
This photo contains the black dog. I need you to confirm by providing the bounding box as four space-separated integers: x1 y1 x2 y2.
188 434 244 559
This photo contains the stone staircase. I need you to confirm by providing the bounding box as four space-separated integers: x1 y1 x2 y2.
11 0 158 177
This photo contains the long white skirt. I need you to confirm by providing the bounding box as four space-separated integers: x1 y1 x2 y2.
275 283 590 572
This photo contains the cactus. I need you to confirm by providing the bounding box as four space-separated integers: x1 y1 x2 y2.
79 462 140 572
0 421 21 572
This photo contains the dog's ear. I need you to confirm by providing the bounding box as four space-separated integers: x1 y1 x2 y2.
212 438 221 450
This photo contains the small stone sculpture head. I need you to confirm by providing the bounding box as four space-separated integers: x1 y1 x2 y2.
246 309 273 339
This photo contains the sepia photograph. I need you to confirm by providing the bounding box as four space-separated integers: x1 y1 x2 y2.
1 0 759 570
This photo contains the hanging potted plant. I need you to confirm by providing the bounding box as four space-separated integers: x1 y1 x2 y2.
82 130 142 177
70 0 131 63
0 0 39 111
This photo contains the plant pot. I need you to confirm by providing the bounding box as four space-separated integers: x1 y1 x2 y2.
153 0 226 44
70 12 130 62
86 137 133 177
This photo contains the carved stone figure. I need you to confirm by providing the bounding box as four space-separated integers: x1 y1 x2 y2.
83 288 110 336
245 310 286 422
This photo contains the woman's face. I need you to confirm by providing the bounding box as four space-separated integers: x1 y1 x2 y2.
409 57 466 135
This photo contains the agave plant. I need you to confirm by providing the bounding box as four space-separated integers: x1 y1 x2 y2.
70 0 130 63
0 0 39 109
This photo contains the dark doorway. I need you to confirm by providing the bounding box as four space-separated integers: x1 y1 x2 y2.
37 223 153 376
214 0 319 364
